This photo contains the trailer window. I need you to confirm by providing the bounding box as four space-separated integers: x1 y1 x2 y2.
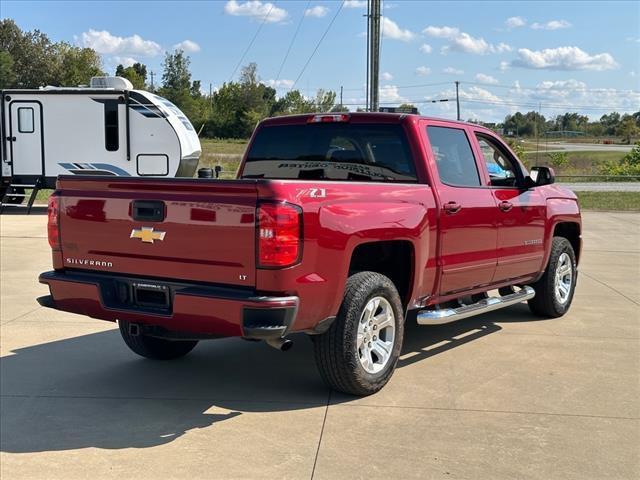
104 100 119 151
18 108 34 133
243 124 417 182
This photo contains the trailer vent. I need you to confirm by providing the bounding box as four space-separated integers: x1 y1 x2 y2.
90 76 134 90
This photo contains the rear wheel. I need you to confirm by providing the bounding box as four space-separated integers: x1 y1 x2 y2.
528 237 577 317
313 271 404 396
118 321 198 360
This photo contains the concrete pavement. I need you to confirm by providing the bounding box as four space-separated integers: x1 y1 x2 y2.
1 212 638 479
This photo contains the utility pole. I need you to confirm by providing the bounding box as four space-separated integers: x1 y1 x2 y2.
455 80 460 121
367 0 381 112
340 85 343 110
149 71 155 90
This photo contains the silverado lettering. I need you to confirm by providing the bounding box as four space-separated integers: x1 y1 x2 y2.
39 113 581 396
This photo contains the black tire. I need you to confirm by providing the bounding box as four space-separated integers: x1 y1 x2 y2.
118 321 198 360
313 271 405 396
528 237 577 318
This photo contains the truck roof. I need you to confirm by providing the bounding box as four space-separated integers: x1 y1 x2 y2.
259 112 484 129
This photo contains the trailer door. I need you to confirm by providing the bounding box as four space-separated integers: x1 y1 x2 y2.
9 102 43 176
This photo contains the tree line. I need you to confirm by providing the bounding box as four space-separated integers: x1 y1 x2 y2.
1 19 638 141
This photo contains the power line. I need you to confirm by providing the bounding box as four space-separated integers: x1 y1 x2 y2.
460 80 640 94
275 0 310 83
228 2 275 82
292 0 345 89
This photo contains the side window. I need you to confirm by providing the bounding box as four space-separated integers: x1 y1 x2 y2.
427 126 480 187
18 107 34 133
476 135 519 187
104 100 119 151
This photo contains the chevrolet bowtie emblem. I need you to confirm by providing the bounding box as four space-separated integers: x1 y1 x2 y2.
130 227 166 244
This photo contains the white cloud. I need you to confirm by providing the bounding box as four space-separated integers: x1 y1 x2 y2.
505 16 526 28
113 56 138 68
266 79 294 88
173 40 201 53
305 5 329 18
382 17 414 42
379 85 406 103
626 37 640 43
475 73 499 84
423 25 511 55
531 20 572 30
419 43 432 54
415 66 431 76
423 26 460 38
381 71 394 81
79 29 162 56
224 1 288 23
443 67 464 75
512 46 618 71
499 60 510 71
344 0 367 8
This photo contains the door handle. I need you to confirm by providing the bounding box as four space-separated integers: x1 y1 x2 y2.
6 136 16 141
499 201 513 212
443 201 462 214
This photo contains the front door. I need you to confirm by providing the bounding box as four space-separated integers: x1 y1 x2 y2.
423 122 498 296
9 102 43 176
472 132 546 282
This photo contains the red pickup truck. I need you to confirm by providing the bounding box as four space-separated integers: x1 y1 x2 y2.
39 113 581 396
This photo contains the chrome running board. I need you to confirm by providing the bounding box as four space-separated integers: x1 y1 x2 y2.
417 286 535 325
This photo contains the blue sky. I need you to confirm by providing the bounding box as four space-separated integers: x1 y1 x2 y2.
3 0 639 121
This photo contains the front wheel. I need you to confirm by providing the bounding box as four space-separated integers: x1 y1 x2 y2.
313 271 404 396
528 237 577 317
118 321 198 360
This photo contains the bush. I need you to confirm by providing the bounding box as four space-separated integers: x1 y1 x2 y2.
599 142 640 177
548 151 569 168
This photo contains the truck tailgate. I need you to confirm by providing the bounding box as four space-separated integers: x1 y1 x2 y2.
57 177 258 287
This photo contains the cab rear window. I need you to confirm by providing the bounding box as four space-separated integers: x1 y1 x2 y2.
242 124 417 182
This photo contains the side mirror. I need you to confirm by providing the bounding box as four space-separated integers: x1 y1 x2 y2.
528 166 555 187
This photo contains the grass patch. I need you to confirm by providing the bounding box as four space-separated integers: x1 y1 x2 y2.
524 150 627 177
576 192 640 211
200 138 247 155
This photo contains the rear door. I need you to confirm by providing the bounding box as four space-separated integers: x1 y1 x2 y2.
9 101 43 175
58 178 258 287
472 131 546 282
422 121 498 296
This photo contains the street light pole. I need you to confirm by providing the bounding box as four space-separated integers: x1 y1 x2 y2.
367 0 381 112
455 80 460 121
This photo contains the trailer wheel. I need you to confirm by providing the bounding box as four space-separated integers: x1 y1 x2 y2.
118 321 198 360
313 271 404 396
528 237 577 318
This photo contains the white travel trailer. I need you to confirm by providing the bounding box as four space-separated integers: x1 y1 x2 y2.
1 76 201 211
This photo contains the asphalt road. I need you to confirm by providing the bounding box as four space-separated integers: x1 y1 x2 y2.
1 212 639 479
560 182 640 192
527 142 634 153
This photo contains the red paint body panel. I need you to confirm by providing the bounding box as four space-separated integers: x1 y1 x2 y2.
40 113 581 337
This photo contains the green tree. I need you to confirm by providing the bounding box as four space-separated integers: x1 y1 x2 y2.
314 89 336 112
617 115 640 144
0 51 16 89
115 62 147 89
55 43 102 86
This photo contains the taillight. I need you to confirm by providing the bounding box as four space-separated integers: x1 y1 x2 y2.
308 114 350 123
47 195 60 250
257 203 302 268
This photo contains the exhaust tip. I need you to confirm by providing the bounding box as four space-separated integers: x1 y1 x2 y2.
266 337 293 352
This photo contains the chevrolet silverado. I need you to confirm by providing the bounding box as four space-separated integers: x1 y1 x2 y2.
39 113 581 396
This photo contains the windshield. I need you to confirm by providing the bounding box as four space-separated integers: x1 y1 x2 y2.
242 123 417 182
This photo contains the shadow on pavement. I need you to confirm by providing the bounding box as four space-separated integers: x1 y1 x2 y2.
0 206 47 215
1 304 543 453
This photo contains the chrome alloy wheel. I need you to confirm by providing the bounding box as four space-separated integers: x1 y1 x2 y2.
554 252 573 304
357 296 396 374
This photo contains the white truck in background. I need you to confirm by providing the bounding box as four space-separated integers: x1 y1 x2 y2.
1 76 201 211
